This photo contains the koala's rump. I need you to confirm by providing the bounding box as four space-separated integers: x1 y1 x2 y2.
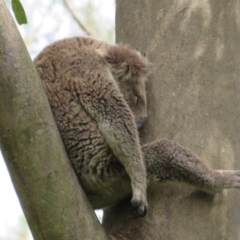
44 86 130 208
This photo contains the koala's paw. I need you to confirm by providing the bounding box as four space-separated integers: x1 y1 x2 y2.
216 170 240 189
130 191 148 219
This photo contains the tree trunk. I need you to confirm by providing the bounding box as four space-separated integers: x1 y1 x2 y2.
103 1 240 239
0 1 108 239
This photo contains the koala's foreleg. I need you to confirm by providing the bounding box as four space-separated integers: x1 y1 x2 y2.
142 139 240 193
73 76 147 218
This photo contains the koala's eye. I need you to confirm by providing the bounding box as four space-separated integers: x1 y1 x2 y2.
126 64 130 73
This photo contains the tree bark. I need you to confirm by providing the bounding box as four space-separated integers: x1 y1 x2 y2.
103 0 240 239
0 1 108 239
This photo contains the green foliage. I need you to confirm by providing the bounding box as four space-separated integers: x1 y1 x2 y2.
12 0 27 25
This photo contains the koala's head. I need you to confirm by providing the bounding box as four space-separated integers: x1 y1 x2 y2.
104 44 150 129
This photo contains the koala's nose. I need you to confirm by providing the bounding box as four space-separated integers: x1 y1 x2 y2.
136 117 147 129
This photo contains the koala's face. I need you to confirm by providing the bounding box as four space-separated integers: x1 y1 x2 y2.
119 78 147 129
104 44 150 129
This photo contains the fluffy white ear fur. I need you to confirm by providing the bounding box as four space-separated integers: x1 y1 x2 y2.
100 44 149 82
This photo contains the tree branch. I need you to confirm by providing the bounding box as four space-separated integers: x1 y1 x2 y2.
0 1 108 239
62 0 93 36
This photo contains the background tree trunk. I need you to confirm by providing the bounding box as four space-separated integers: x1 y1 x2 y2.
103 1 240 239
0 1 108 239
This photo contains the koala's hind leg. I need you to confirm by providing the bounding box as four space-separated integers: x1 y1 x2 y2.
142 139 240 193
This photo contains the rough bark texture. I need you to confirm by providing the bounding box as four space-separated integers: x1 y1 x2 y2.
0 1 109 239
103 0 240 239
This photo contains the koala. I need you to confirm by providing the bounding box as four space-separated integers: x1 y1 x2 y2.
34 36 240 218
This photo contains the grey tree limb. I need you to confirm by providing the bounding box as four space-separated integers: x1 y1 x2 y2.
0 1 108 239
103 1 240 239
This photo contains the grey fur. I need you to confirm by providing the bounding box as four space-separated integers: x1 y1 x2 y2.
34 36 240 218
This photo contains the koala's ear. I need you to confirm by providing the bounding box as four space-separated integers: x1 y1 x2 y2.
103 45 130 80
102 44 150 81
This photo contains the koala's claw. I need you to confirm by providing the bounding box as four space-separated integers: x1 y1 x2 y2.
229 170 240 188
216 170 240 190
130 198 148 219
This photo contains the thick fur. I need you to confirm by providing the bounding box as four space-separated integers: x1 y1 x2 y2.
34 37 240 218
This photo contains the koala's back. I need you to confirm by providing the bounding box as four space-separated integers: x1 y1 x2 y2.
34 37 126 206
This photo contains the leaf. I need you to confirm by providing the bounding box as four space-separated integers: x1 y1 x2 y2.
11 0 27 25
